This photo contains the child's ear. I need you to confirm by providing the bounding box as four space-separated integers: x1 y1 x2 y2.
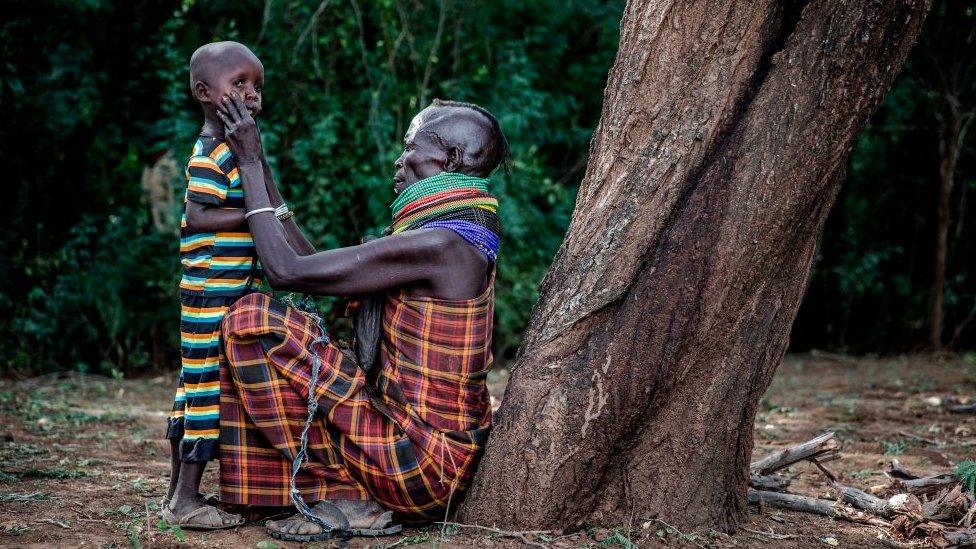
193 81 212 104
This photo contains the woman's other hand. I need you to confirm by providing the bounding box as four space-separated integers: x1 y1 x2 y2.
216 92 263 164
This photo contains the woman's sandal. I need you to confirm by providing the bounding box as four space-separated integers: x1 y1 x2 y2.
266 501 351 543
350 510 403 537
160 504 244 530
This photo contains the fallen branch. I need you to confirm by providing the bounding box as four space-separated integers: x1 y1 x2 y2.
741 527 800 540
35 518 70 529
949 402 976 414
830 483 894 518
750 473 793 492
896 475 959 496
750 432 838 476
896 430 942 446
748 489 889 527
888 459 920 480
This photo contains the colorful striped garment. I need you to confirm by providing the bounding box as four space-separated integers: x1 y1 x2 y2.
178 136 263 297
168 136 261 462
218 276 495 519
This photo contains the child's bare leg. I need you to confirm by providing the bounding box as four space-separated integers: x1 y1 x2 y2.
167 439 181 500
167 461 241 527
169 461 205 513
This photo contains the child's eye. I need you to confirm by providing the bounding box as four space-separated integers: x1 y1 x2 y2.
234 79 244 87
255 84 263 92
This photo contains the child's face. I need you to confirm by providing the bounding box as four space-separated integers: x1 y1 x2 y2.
205 54 264 118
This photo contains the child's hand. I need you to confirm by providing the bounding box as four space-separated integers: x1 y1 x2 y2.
216 93 263 164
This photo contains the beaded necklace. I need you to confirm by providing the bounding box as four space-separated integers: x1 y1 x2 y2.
389 172 501 261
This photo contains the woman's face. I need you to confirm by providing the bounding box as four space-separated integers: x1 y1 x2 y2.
393 110 446 194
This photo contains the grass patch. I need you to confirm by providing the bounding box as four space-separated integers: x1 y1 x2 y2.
155 520 186 543
881 440 909 455
2 524 31 535
0 471 20 483
598 529 638 548
8 467 92 479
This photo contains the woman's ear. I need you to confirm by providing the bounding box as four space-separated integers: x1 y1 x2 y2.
193 81 211 104
443 146 464 172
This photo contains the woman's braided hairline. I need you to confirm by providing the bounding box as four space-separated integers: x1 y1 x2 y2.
430 98 511 175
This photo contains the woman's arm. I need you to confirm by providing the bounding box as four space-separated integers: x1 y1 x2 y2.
217 93 452 296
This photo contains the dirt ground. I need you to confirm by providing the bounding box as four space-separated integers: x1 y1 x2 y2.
0 354 973 548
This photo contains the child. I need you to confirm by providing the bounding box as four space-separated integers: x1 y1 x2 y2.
163 41 272 529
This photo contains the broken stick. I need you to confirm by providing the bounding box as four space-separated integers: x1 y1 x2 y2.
750 432 838 476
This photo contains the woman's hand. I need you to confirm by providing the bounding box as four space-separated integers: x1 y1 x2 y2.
216 93 263 164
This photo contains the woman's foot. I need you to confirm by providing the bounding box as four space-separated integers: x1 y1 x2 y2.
332 500 402 536
163 494 243 530
266 501 349 542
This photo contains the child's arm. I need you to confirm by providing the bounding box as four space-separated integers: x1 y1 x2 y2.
260 156 317 256
184 202 246 232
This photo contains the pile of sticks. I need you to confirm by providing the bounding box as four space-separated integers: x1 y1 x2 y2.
748 432 976 547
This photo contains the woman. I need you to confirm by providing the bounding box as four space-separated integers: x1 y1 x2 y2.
210 94 507 541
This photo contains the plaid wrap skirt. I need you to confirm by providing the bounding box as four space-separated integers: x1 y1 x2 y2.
218 289 493 521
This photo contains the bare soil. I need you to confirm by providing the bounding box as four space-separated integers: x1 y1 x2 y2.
0 354 973 548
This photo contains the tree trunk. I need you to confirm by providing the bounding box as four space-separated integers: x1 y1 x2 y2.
460 0 928 532
930 109 960 352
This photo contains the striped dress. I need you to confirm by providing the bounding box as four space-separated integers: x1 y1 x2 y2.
167 136 263 463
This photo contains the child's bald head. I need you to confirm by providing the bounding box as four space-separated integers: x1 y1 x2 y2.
188 42 265 117
189 42 261 89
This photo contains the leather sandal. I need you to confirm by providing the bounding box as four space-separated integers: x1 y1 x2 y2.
160 504 244 530
266 501 350 542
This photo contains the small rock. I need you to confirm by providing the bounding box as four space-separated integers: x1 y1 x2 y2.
924 396 942 407
822 536 839 546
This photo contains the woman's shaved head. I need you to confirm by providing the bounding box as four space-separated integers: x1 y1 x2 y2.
418 99 510 176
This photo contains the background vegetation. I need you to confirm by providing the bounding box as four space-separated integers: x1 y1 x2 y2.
1 0 973 375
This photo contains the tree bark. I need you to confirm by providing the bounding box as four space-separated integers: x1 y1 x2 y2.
460 0 928 532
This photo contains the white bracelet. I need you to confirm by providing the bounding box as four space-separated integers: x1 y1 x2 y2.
244 207 276 219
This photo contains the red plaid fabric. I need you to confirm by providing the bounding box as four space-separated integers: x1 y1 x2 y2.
218 282 493 520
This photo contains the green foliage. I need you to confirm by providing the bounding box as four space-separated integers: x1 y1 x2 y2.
957 460 976 493
597 529 638 549
6 211 178 373
2 0 974 376
1 0 622 373
155 519 186 543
